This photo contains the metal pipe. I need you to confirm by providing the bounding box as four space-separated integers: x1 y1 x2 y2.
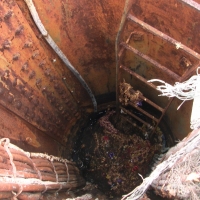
23 0 97 112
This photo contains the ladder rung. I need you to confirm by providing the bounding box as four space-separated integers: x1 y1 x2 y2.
127 13 200 60
121 115 143 131
130 88 164 113
120 106 151 127
120 65 157 90
120 42 180 80
129 102 159 123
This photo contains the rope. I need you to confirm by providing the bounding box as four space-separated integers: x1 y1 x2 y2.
148 67 200 110
23 0 97 112
65 161 70 183
122 129 200 200
0 138 17 178
50 160 58 182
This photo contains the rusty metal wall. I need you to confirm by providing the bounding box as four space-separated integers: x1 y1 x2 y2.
0 0 126 155
0 0 198 155
117 0 200 139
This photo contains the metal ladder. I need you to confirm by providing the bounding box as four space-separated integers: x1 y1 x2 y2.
115 0 200 137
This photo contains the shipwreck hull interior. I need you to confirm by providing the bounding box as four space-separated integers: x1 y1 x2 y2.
0 0 199 199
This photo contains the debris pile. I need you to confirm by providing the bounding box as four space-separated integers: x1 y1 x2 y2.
73 110 163 198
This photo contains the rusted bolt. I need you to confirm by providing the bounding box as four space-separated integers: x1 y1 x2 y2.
1 70 10 81
31 97 39 107
32 50 39 59
44 68 51 76
12 78 17 87
39 60 46 69
29 111 35 120
15 25 24 35
21 62 29 72
15 100 22 110
35 78 42 88
3 40 11 49
24 90 32 100
49 96 56 104
42 86 47 94
12 53 20 61
24 40 32 48
35 116 41 124
54 82 59 89
0 83 5 95
7 94 14 103
4 10 13 21
24 107 29 115
49 75 55 82
58 106 63 111
19 85 26 94
29 71 35 79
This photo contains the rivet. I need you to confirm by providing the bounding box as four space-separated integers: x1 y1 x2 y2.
31 97 39 107
15 25 24 35
35 116 41 124
12 77 17 87
19 85 26 94
0 85 5 95
24 40 32 48
42 86 47 94
49 96 56 104
21 62 29 72
29 71 35 79
15 100 22 110
29 111 35 120
12 53 20 61
24 90 32 99
3 40 11 49
24 106 29 115
6 94 13 103
54 82 59 89
44 68 51 76
4 10 12 21
32 50 39 59
1 70 10 81
39 60 46 69
35 78 42 88
58 106 63 111
49 75 55 82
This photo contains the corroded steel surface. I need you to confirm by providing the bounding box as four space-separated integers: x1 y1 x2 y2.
20 0 126 96
0 0 199 153
0 0 81 150
0 0 126 154
116 0 200 138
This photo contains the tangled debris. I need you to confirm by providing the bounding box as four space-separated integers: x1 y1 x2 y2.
119 80 143 106
72 110 164 198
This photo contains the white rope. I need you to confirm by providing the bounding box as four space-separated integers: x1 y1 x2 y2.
122 129 200 200
148 67 200 109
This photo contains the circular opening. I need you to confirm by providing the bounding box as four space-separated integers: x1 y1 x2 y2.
71 106 170 199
